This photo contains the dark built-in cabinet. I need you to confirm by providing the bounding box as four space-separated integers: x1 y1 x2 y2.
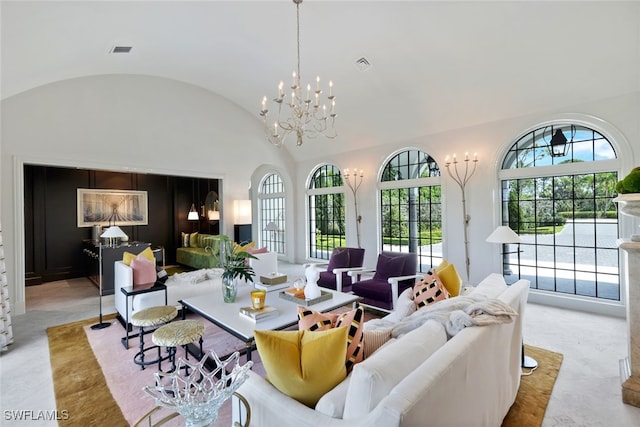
24 165 220 287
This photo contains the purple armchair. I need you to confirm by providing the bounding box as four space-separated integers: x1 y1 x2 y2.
349 251 421 311
315 247 365 293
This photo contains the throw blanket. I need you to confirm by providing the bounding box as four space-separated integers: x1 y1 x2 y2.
166 268 223 285
391 295 518 339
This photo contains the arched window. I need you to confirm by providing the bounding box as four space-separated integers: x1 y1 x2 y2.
380 149 442 272
307 164 345 260
499 123 619 300
258 173 285 254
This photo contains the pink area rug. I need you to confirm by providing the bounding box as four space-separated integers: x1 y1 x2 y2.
84 313 266 426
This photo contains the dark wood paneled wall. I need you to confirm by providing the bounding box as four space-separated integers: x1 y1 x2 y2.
24 165 220 286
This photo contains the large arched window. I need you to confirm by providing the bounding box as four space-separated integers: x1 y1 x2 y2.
380 149 442 272
499 123 620 300
258 173 286 254
307 164 345 260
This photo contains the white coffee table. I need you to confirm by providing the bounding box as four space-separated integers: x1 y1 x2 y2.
180 282 360 361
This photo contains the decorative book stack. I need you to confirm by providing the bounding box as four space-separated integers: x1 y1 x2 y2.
259 273 287 285
239 305 278 322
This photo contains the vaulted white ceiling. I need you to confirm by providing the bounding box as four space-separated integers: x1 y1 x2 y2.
2 1 639 161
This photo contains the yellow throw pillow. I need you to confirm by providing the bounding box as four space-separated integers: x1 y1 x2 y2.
435 262 462 297
122 246 156 266
233 241 256 254
255 328 348 408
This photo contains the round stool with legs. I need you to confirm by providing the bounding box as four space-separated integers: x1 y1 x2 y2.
130 305 178 370
151 319 205 372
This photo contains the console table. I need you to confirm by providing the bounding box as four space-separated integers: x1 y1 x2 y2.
82 240 151 295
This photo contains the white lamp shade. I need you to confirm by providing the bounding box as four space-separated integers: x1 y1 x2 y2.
187 203 199 220
208 210 220 221
486 226 521 244
100 226 127 239
233 200 252 224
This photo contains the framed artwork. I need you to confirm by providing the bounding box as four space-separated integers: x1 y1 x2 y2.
77 189 148 227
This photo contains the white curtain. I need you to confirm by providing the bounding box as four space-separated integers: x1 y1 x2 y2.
0 222 13 351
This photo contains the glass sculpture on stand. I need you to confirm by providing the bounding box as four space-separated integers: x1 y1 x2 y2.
143 350 252 427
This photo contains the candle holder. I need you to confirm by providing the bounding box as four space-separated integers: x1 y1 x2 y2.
343 168 364 248
444 152 478 282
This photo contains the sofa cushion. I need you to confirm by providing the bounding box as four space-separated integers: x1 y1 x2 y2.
373 253 406 281
298 304 365 372
468 273 508 299
363 328 392 358
435 260 462 297
255 328 348 408
342 319 447 420
327 247 350 272
122 246 155 266
131 256 156 286
297 306 338 331
413 274 450 308
181 232 190 248
315 374 351 418
382 287 417 323
189 232 199 248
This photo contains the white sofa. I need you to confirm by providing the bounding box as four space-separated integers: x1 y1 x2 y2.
233 274 530 427
114 251 279 325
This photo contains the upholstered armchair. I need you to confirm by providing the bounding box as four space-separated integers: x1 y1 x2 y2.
313 247 365 293
349 251 421 311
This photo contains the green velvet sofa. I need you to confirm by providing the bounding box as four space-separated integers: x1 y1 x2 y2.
176 233 229 269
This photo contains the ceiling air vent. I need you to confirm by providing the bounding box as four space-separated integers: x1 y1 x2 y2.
355 57 371 72
109 46 133 54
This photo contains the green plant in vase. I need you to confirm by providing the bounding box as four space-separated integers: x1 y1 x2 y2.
220 242 257 303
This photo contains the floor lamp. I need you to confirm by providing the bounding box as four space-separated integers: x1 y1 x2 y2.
91 225 126 330
486 225 538 370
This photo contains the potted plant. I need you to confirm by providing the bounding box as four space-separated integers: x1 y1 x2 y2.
614 167 640 218
220 241 257 303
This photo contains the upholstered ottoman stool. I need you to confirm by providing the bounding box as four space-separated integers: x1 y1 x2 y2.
151 319 205 372
130 305 178 370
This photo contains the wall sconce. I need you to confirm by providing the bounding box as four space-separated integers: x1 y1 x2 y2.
204 191 220 221
187 203 199 221
444 152 478 282
343 168 364 248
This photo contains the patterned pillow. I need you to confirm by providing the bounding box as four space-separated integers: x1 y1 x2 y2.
335 304 365 372
413 274 450 308
298 304 365 372
297 306 338 331
181 232 190 248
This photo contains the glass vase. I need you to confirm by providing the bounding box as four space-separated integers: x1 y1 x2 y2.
222 276 238 303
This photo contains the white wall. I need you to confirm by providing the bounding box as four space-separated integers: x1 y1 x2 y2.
294 92 640 316
2 73 639 317
1 74 296 314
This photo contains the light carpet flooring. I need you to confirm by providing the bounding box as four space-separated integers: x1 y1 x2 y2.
2 262 640 426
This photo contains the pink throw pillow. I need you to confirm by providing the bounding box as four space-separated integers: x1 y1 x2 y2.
131 257 156 286
248 246 269 255
297 306 338 331
413 274 450 308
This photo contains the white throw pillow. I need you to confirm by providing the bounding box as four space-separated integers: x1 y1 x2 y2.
315 375 351 418
466 273 508 299
382 287 416 323
342 320 447 420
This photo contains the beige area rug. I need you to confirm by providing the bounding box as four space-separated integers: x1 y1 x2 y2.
48 315 563 426
502 345 564 427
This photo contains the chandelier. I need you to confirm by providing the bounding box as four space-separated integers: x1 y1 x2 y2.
260 0 337 147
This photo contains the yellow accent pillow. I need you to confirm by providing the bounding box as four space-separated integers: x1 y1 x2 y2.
122 247 156 266
233 241 255 254
255 327 348 408
435 262 462 297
